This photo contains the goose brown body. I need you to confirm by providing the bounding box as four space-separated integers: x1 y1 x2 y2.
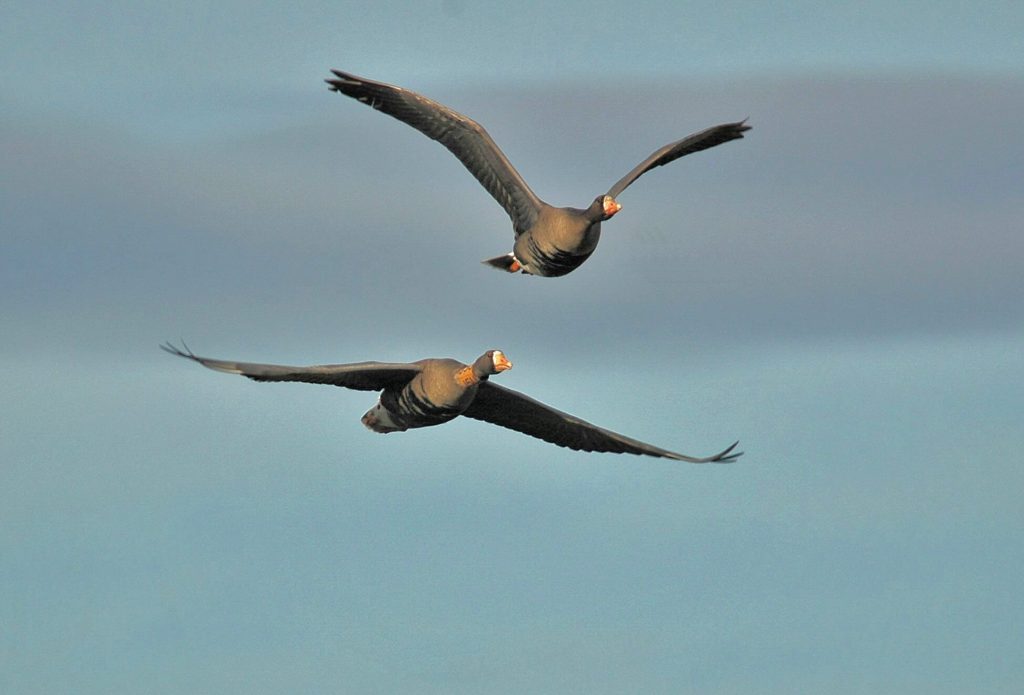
325 69 749 277
364 356 496 433
162 343 741 463
505 200 607 277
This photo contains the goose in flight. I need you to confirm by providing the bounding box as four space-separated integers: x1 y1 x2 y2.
326 69 750 277
162 343 741 463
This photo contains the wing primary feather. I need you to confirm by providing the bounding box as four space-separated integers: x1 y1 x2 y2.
326 69 542 234
606 120 751 199
161 342 421 391
463 382 743 463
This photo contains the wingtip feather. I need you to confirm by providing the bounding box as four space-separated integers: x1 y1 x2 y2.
160 340 199 361
712 440 744 463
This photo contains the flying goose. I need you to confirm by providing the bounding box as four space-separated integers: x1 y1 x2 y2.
162 343 741 463
326 69 750 277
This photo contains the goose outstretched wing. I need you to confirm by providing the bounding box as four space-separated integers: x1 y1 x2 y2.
463 382 742 463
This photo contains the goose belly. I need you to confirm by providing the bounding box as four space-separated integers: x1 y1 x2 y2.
361 387 465 433
516 239 593 277
516 228 600 277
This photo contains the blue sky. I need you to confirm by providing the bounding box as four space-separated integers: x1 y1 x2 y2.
2 2 1023 692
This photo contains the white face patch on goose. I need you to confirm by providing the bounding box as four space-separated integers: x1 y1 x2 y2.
491 350 513 372
602 195 622 218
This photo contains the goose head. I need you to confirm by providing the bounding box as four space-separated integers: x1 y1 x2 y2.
590 194 622 221
473 349 512 379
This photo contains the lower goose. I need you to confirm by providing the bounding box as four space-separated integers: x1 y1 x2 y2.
162 343 741 463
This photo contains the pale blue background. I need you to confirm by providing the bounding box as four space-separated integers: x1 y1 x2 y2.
2 2 1023 692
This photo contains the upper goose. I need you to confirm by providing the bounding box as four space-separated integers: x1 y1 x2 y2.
326 69 750 277
162 343 741 463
